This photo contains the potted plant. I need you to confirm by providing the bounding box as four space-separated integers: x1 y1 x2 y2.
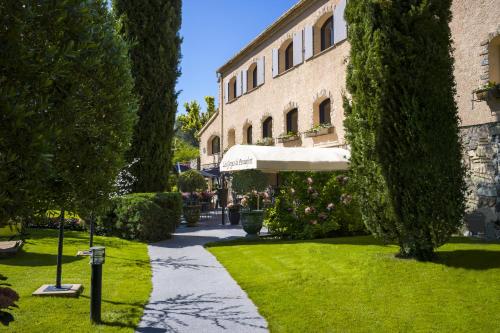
474 81 500 101
304 123 333 137
277 131 300 143
178 170 206 227
227 202 241 225
217 188 228 208
231 169 268 237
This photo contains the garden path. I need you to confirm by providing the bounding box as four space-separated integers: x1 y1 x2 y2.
136 214 268 333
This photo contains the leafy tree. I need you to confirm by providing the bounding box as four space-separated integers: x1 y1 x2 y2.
114 0 182 192
1 0 137 286
177 96 217 146
344 0 466 260
172 138 199 164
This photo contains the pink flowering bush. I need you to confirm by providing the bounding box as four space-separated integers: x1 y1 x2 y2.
264 172 365 239
0 275 19 326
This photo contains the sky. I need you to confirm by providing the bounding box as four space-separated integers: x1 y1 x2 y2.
177 0 298 114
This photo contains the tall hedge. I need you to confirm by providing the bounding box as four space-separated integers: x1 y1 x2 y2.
344 0 466 260
114 0 182 192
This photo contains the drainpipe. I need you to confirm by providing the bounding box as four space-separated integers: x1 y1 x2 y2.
217 72 226 225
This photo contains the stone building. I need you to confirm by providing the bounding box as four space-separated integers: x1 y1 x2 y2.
198 0 500 213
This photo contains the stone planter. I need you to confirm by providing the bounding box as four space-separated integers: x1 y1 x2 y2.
277 134 300 143
256 138 275 146
475 88 489 101
228 209 241 225
304 126 332 138
240 210 264 237
183 205 201 227
475 85 500 101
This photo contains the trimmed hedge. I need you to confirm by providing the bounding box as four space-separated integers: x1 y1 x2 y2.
97 192 182 242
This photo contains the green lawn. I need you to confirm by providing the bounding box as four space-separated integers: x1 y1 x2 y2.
207 236 500 333
0 229 151 333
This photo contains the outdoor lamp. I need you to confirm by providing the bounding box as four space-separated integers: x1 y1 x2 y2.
90 246 105 265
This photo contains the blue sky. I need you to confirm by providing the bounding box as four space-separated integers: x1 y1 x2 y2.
177 0 298 114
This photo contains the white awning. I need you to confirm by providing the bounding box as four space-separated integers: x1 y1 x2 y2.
220 145 350 173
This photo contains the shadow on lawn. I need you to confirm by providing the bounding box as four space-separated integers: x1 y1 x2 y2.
434 249 500 270
0 251 83 266
136 293 267 333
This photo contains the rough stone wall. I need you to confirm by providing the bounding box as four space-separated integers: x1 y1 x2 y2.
461 122 500 212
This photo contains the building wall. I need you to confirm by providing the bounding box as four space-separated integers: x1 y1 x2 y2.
450 0 500 126
199 0 348 168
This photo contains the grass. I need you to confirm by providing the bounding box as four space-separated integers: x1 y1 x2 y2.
207 236 500 333
0 229 151 333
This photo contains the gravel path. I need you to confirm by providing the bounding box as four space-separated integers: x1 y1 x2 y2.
136 223 268 333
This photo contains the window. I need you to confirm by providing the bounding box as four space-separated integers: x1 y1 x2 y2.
489 35 500 84
227 129 235 148
286 109 298 133
285 42 294 71
319 99 331 124
263 117 273 138
321 17 334 51
211 136 220 155
246 126 253 144
232 80 237 99
228 77 237 101
252 66 258 89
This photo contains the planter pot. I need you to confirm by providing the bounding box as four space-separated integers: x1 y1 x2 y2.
241 210 264 237
183 205 201 227
256 138 275 146
277 135 300 143
228 209 241 225
217 188 228 207
304 126 332 138
492 85 500 99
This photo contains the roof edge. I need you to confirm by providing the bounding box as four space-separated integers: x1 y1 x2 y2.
197 109 220 137
216 0 313 75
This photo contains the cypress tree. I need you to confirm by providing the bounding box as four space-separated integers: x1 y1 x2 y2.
344 0 466 260
114 0 182 192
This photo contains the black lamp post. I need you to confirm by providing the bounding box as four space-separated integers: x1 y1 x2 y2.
90 246 105 324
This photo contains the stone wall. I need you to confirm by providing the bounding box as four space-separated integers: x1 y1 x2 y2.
461 122 500 212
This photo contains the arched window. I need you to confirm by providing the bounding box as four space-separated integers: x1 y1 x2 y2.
319 99 331 125
232 80 237 99
228 77 237 101
263 117 273 138
246 126 253 144
285 42 293 71
286 109 298 133
211 136 220 155
321 17 334 51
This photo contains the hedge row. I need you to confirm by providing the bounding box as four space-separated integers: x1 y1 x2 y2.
97 192 182 242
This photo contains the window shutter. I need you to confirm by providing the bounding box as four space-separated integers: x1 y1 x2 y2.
224 80 229 104
272 48 279 78
293 30 303 66
236 71 242 97
304 25 313 60
257 56 265 85
242 70 247 94
333 0 347 44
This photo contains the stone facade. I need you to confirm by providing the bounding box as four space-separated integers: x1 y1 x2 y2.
199 0 500 217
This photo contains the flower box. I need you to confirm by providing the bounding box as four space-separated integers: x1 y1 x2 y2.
474 84 500 101
255 138 275 146
277 134 300 143
304 126 332 138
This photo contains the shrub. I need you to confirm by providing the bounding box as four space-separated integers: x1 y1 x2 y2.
98 192 181 242
178 170 206 194
265 172 365 239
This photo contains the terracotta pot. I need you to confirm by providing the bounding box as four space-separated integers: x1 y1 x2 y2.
241 210 264 237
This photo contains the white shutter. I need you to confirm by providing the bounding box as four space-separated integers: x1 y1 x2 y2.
242 70 247 94
293 30 303 66
304 25 313 60
236 71 242 97
257 56 265 85
272 48 279 78
334 0 347 44
224 80 229 104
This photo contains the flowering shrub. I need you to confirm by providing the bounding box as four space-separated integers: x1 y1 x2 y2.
0 275 19 326
264 172 365 239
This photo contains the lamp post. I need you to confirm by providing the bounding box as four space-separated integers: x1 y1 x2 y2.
90 246 105 324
